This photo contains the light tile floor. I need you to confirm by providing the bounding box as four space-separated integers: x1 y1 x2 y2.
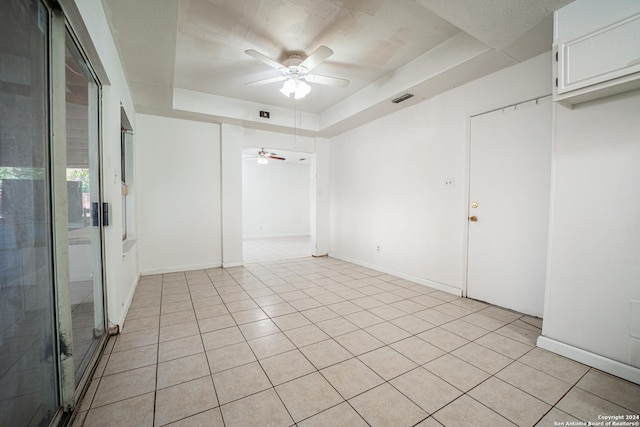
243 236 311 263
72 257 640 427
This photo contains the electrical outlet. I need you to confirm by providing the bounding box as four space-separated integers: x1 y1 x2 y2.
443 177 455 189
376 245 380 252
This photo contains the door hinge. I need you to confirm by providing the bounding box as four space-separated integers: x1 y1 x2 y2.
555 78 558 87
555 51 558 62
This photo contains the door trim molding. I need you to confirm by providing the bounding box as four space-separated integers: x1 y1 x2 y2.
462 94 552 300
50 8 76 412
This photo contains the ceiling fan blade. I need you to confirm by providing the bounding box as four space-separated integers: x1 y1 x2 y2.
268 155 286 161
305 73 350 88
299 45 333 72
246 75 287 86
245 49 286 71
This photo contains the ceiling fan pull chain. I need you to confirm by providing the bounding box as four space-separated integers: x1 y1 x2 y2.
294 98 298 150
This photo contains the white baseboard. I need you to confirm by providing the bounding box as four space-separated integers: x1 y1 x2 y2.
328 253 462 297
243 234 311 239
222 261 244 268
109 272 140 333
140 262 223 275
537 336 640 385
118 273 140 329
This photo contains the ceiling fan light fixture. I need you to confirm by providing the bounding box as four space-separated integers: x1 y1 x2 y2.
294 80 311 99
279 78 296 97
257 148 269 165
279 78 311 99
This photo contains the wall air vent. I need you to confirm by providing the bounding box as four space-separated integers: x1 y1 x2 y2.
391 93 414 104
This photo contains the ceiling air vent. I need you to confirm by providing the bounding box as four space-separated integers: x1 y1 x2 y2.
391 93 414 104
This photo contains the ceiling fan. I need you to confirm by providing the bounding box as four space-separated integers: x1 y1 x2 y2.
245 45 349 99
244 148 285 165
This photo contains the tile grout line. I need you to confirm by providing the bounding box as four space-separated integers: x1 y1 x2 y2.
220 265 365 425
101 256 631 426
151 272 166 427
202 267 236 427
177 270 225 427
215 269 292 425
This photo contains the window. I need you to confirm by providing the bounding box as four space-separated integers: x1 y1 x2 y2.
121 127 127 240
120 107 135 246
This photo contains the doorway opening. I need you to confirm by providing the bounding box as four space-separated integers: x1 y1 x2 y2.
242 147 312 262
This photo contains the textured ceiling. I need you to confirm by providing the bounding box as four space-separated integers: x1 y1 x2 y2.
101 0 574 129
173 0 459 113
416 0 571 49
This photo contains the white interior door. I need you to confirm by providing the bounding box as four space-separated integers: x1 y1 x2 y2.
467 97 552 317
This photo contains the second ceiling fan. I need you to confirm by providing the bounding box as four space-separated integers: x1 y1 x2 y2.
244 148 285 165
245 45 349 98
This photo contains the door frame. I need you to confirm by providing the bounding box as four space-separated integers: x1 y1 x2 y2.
461 95 552 299
50 8 110 412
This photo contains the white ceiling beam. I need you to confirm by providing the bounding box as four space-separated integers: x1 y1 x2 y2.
173 88 320 132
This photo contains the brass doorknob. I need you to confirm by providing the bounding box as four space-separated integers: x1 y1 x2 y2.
469 216 478 222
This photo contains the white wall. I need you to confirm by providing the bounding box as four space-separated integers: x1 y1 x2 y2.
242 159 310 238
69 0 139 328
329 52 551 293
539 0 640 384
136 115 222 273
542 91 640 380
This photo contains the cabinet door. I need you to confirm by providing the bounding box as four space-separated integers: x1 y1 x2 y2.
557 12 640 95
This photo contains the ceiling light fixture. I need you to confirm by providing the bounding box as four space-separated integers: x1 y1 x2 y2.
279 77 311 99
257 152 268 164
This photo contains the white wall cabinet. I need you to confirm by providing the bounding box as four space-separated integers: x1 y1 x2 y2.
554 8 640 105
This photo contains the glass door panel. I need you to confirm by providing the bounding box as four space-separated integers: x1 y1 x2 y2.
64 35 105 385
0 0 59 425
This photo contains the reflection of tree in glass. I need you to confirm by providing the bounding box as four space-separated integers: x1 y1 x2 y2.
0 166 89 194
0 167 46 180
0 167 90 216
66 168 89 192
0 168 47 216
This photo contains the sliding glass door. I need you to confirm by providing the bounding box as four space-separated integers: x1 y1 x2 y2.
0 1 107 425
0 0 59 425
64 32 106 387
